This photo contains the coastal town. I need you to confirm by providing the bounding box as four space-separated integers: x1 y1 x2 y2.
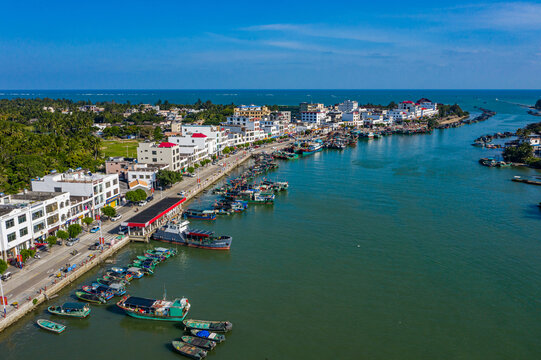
1 95 540 358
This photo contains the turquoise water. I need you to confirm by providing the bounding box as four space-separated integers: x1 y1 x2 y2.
1 92 541 359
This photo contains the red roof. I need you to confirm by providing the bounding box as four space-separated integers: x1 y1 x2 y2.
158 142 177 148
402 100 414 104
191 133 207 138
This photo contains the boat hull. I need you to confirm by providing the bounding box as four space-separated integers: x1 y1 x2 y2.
123 309 188 321
152 232 232 250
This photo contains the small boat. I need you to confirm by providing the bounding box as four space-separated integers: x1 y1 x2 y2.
117 295 190 321
126 267 145 278
88 283 126 296
171 341 207 359
180 336 217 350
153 221 232 250
81 285 115 300
37 319 66 334
75 291 106 304
184 209 217 221
183 319 233 332
47 303 91 318
96 278 129 287
190 329 226 343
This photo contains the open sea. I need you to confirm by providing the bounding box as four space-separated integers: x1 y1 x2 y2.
1 90 541 359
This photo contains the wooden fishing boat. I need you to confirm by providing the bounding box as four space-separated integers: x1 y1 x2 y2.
180 336 216 350
171 341 207 359
81 285 115 300
116 295 190 321
37 319 66 333
190 329 226 343
183 209 217 221
126 267 145 278
75 291 106 304
182 319 233 332
105 271 133 282
96 278 129 287
47 303 90 318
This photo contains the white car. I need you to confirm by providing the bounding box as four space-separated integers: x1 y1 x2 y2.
138 201 147 207
177 191 186 197
111 214 122 221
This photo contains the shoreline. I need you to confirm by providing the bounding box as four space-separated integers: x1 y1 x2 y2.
0 140 292 333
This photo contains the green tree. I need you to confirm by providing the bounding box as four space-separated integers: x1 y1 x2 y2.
68 224 82 239
187 167 195 173
46 235 57 247
156 169 182 187
194 163 200 169
101 205 116 218
19 249 31 262
82 216 93 227
503 142 534 163
56 230 69 240
222 147 231 154
153 126 164 141
0 259 7 274
125 189 147 203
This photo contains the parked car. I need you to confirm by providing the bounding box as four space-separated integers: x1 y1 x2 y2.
90 226 100 233
138 201 147 207
111 214 122 221
177 191 186 197
184 173 194 177
36 244 48 251
66 238 80 246
1 272 12 282
88 242 101 250
146 195 154 202
118 226 128 235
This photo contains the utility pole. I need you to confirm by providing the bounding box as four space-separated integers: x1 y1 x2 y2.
0 276 6 318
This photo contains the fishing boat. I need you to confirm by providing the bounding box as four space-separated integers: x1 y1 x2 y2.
37 319 66 334
296 142 323 156
96 278 129 287
126 267 146 278
183 209 217 221
171 341 207 359
147 247 177 258
152 220 232 250
116 295 190 321
92 282 126 296
47 303 91 318
182 319 233 332
190 329 226 343
75 291 106 304
105 270 134 282
180 336 217 350
81 285 115 300
129 262 155 273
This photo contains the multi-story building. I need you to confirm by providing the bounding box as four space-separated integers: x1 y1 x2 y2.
180 125 229 154
338 100 359 113
234 105 271 118
31 170 121 212
168 132 217 164
300 102 325 112
0 191 70 260
127 163 169 189
342 111 362 127
137 142 187 172
301 111 327 125
270 111 291 123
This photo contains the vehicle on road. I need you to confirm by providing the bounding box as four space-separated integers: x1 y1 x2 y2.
138 201 147 207
111 214 122 221
66 238 80 246
118 226 128 235
146 195 154 202
177 191 186 197
1 272 12 281
90 226 100 233
184 173 194 177
89 242 102 250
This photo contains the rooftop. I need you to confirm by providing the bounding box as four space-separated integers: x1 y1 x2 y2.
124 197 185 228
158 142 177 148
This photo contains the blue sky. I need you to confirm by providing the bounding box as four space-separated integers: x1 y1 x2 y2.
0 0 540 89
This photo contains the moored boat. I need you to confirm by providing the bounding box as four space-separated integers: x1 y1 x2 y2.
171 341 207 359
37 319 66 333
75 291 106 304
81 285 115 300
152 221 232 250
180 336 217 350
190 329 226 343
183 209 217 221
182 319 233 332
116 295 190 321
47 303 91 318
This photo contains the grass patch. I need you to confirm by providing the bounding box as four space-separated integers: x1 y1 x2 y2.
102 139 139 158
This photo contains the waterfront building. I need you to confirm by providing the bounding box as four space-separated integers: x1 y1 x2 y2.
223 115 264 144
31 170 120 212
301 111 328 125
127 163 169 189
342 111 362 127
168 132 216 164
270 111 291 123
180 125 229 154
0 191 71 261
137 142 187 172
338 100 359 113
234 104 271 118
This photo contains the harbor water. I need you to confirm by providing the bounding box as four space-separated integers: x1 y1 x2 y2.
1 91 541 359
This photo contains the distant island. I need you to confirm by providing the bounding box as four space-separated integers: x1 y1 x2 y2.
535 99 541 110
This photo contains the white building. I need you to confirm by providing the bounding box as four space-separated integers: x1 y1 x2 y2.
301 111 327 125
31 170 121 212
127 163 169 189
0 191 71 261
168 132 216 164
338 100 359 113
180 125 229 155
222 116 265 144
137 142 187 172
342 111 362 127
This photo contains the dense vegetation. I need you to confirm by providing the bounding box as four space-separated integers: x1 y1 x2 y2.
505 121 541 168
535 99 541 110
437 104 468 118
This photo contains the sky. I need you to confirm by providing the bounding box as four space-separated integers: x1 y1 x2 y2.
0 0 540 89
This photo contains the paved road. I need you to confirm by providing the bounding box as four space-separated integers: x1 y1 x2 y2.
0 140 292 319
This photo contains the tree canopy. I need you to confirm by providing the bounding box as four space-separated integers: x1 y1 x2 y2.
125 189 147 202
156 170 182 187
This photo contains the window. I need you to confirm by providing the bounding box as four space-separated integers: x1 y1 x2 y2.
54 187 62 192
60 202 64 208
19 227 28 237
113 188 118 195
5 218 15 229
47 215 59 226
106 181 111 188
33 222 45 233
7 232 16 242
152 158 157 162
106 191 112 198
18 214 27 224
32 209 44 220
113 178 118 185
46 203 58 213
152 151 157 155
